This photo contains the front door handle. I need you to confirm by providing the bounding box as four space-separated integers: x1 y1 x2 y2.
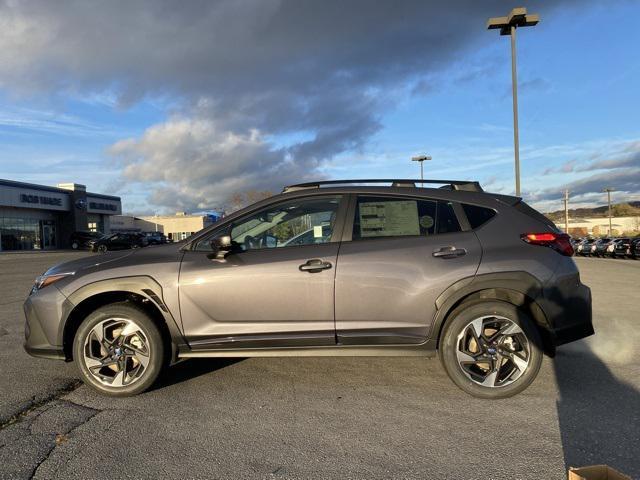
432 246 467 259
299 259 332 273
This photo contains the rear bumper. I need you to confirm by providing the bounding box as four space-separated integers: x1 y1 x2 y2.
552 320 595 346
538 278 594 347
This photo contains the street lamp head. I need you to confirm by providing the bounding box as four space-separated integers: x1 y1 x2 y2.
487 7 539 35
411 155 432 162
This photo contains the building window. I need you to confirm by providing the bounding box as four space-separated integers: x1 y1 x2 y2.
0 216 42 251
169 231 192 241
88 222 98 232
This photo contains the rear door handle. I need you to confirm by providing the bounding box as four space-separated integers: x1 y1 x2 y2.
299 259 332 273
432 246 467 259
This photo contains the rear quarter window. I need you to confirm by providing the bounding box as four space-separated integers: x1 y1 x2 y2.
462 204 496 229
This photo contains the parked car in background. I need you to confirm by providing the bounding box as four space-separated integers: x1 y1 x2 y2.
604 238 620 257
631 238 640 259
574 238 589 256
87 232 148 253
569 237 580 252
144 232 168 245
24 178 593 399
593 237 612 257
69 231 103 250
612 238 632 258
579 238 597 256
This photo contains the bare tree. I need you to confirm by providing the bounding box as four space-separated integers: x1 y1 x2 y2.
226 190 273 213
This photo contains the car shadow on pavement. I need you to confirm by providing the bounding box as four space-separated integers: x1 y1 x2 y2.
516 279 639 477
150 358 245 392
554 343 640 478
553 346 639 478
543 278 640 479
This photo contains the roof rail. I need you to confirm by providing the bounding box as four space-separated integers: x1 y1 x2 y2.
282 179 483 193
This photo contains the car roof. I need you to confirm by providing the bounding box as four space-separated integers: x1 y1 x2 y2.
276 185 519 206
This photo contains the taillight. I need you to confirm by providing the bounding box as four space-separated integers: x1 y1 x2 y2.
521 232 574 256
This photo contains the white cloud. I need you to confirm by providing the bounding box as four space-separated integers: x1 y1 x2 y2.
0 0 590 211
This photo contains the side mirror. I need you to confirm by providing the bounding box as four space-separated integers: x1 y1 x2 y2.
209 235 232 260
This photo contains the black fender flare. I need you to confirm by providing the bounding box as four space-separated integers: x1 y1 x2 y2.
425 271 551 352
60 276 187 359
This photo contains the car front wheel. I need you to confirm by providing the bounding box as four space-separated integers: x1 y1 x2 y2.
439 301 543 399
72 302 165 396
97 244 108 253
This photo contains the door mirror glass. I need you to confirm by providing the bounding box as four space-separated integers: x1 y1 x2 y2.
208 235 232 259
210 235 232 249
263 234 278 248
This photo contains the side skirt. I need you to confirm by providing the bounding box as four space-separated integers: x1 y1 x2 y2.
178 344 436 358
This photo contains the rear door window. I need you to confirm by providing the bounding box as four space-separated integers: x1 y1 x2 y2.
353 196 461 240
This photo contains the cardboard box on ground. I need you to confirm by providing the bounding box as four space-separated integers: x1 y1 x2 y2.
568 465 632 480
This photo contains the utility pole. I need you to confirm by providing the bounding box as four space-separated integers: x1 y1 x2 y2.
604 188 615 235
563 190 570 234
487 8 539 197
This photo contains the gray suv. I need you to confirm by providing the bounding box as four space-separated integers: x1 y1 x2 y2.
24 179 593 398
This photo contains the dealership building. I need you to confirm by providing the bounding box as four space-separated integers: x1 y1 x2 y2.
0 179 121 251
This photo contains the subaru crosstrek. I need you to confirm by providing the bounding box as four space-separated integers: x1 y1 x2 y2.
24 179 593 398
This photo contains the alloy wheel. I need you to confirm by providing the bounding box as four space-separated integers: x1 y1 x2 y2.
82 318 151 387
455 315 530 388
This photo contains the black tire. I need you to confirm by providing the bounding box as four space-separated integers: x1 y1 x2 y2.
71 241 79 250
97 244 108 254
439 300 543 399
73 302 165 397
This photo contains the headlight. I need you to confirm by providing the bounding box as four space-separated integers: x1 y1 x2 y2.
31 273 73 294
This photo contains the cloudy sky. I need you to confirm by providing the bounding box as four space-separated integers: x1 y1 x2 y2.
0 0 638 214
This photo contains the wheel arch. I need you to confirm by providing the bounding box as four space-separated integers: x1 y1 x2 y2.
61 276 186 362
430 272 555 356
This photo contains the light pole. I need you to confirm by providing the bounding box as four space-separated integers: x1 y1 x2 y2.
487 7 539 197
604 187 615 235
411 155 432 184
563 189 570 234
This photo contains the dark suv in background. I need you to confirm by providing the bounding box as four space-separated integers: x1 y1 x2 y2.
87 232 148 253
144 232 168 245
24 179 593 399
69 231 103 250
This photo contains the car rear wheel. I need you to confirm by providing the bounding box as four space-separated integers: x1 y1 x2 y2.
439 301 543 399
73 302 165 396
71 241 79 250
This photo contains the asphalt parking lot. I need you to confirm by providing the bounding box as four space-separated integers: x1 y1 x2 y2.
0 253 638 479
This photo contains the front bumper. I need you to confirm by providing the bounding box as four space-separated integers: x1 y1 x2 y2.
23 287 68 361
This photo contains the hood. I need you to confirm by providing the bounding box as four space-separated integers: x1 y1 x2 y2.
44 250 137 276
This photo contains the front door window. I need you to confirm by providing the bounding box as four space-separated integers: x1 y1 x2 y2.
195 196 342 251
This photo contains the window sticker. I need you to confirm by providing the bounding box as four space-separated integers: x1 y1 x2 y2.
313 225 323 238
359 201 420 237
419 215 434 229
